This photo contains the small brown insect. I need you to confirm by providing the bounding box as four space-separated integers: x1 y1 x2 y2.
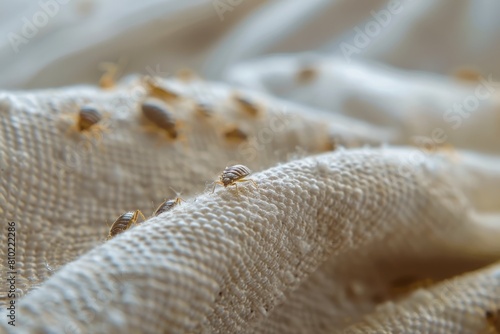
144 76 180 101
388 276 434 299
65 105 108 141
141 98 181 140
232 93 262 117
153 197 184 216
78 106 102 131
453 67 482 83
99 58 126 89
212 164 258 194
106 210 146 240
296 66 317 83
223 126 248 143
418 142 460 162
486 309 500 332
320 133 337 152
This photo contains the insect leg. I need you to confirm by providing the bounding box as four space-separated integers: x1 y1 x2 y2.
248 179 258 189
137 210 147 223
211 181 223 194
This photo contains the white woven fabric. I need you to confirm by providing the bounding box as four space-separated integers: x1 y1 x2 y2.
1 1 500 333
0 76 499 334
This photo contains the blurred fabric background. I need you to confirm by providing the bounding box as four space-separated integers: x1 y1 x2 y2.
2 0 500 89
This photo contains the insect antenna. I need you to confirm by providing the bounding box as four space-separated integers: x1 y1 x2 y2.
169 186 185 202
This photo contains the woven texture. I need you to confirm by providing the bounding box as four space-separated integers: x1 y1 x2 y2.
0 77 500 333
1 1 500 333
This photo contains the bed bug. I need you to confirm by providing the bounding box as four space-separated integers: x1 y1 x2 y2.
232 93 262 117
453 67 482 83
212 164 258 194
388 276 434 298
99 58 126 89
153 197 184 216
320 133 337 152
65 105 108 141
141 98 182 140
296 65 317 83
420 142 460 162
223 126 248 143
144 76 180 101
106 210 146 240
486 309 500 332
78 106 102 131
